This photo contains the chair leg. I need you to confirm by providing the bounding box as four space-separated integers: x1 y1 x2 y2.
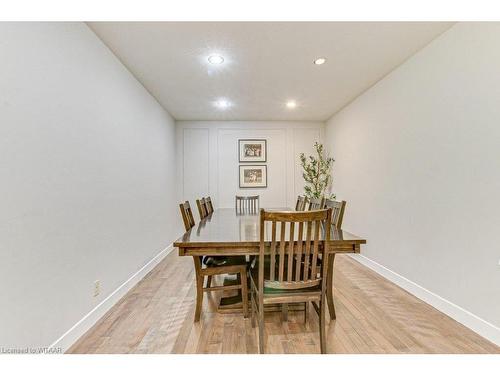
240 268 249 318
206 275 212 288
282 303 288 322
251 290 256 328
304 302 309 324
193 257 204 322
236 273 242 297
319 295 327 354
258 300 265 354
327 254 337 320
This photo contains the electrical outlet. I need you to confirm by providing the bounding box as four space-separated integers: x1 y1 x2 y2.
94 280 101 297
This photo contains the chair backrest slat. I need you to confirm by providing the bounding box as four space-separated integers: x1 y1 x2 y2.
278 221 286 282
179 201 196 231
324 199 346 229
235 195 259 214
287 222 295 282
269 220 277 281
295 221 304 281
260 209 332 290
303 221 312 280
310 220 321 279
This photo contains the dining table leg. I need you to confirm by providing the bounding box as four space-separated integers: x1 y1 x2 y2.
326 253 336 320
193 256 204 322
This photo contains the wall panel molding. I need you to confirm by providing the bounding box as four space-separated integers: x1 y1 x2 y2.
176 121 326 209
182 128 210 207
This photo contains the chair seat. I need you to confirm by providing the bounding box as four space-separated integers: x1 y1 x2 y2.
203 255 246 268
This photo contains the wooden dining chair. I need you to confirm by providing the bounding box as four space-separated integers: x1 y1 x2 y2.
307 197 325 210
324 199 346 229
179 201 196 231
196 197 208 220
295 195 307 211
250 208 332 354
205 196 214 214
192 255 248 323
235 195 259 213
179 200 248 322
200 195 227 276
321 198 347 320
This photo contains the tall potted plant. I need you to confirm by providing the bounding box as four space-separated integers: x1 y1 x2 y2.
299 142 335 200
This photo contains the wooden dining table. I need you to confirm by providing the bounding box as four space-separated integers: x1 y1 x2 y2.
174 208 366 319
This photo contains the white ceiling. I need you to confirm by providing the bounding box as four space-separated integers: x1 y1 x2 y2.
88 22 453 121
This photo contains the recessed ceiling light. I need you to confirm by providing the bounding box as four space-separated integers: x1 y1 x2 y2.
313 57 327 65
286 101 297 109
208 54 224 65
214 99 231 109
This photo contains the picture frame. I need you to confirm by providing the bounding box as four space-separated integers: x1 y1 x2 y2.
238 139 267 162
239 165 268 188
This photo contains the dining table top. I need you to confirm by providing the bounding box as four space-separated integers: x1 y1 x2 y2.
175 208 366 256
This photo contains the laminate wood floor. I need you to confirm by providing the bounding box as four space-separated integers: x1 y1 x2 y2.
68 251 500 354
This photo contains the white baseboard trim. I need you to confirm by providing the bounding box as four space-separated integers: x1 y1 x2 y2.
49 244 175 353
349 254 500 347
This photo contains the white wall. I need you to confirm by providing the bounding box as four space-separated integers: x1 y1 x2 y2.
325 23 500 333
176 121 325 212
0 23 182 348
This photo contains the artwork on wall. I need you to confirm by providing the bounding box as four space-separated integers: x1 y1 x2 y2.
239 165 267 188
239 139 267 162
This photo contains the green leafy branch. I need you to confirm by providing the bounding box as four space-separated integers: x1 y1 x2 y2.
299 142 335 200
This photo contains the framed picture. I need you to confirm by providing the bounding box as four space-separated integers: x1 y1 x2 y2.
239 139 267 162
239 165 267 188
